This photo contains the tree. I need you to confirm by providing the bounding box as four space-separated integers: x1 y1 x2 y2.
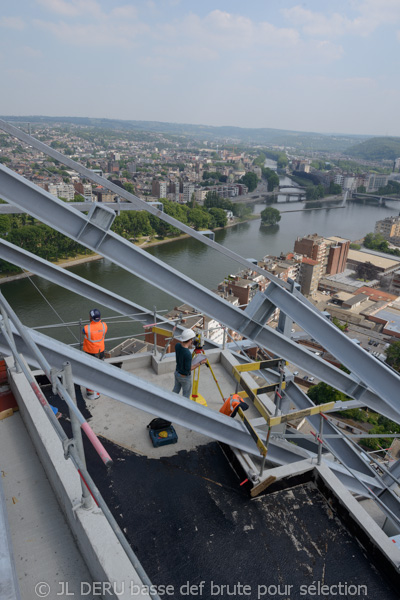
307 382 347 405
232 203 252 219
188 207 210 230
123 182 135 194
204 192 233 211
240 172 258 192
328 182 342 195
355 261 378 281
385 341 400 371
208 207 227 228
253 152 266 167
262 167 279 191
364 232 389 252
0 215 11 235
332 316 347 331
260 207 281 226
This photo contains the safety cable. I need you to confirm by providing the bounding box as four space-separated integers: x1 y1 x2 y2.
25 272 80 343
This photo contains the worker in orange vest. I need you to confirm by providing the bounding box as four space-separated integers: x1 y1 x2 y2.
82 308 108 399
219 394 249 418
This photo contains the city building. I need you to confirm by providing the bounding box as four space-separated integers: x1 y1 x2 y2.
46 183 76 201
183 182 195 204
324 236 350 275
294 234 327 279
375 215 400 241
299 258 320 296
366 174 389 192
347 249 400 277
92 187 118 202
74 182 93 201
151 179 167 199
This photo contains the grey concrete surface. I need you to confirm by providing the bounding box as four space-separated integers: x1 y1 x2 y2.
6 357 152 600
86 349 264 459
0 411 94 600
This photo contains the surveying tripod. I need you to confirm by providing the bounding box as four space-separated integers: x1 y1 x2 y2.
191 333 225 407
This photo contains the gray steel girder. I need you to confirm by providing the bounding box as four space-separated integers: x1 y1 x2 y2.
0 163 399 424
0 327 264 457
0 202 143 214
262 282 400 405
0 238 175 333
0 119 292 291
283 381 379 478
0 327 384 497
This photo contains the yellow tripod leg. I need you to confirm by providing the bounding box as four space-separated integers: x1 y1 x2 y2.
191 365 207 406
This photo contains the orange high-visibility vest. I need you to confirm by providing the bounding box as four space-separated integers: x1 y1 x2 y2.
219 394 243 417
83 321 107 354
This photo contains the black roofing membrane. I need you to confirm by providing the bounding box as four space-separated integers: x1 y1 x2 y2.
44 381 398 600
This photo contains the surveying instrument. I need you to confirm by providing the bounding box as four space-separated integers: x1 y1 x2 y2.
190 331 225 407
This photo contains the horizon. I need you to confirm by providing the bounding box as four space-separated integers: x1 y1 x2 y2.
1 1 400 137
0 114 380 141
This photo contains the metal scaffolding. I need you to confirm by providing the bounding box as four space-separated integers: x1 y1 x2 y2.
0 121 400 530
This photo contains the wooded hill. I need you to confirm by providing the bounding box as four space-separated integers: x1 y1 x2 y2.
346 136 400 160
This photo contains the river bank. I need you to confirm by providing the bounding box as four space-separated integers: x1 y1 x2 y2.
0 215 257 285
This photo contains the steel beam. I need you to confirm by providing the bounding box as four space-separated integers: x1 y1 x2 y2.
283 381 382 479
0 326 386 497
1 163 399 424
0 202 143 214
262 281 400 408
0 326 271 458
0 238 174 332
0 119 293 291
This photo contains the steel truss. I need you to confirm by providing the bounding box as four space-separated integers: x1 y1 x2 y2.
1 161 400 424
0 325 387 497
0 121 399 524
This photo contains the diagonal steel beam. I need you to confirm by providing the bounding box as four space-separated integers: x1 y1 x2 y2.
0 119 293 290
261 282 400 406
1 163 399 424
0 326 385 497
0 326 266 457
0 202 144 214
283 381 382 479
0 238 174 332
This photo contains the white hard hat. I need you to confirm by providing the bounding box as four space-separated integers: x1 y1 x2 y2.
179 328 196 342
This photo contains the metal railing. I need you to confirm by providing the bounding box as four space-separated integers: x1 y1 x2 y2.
0 290 161 600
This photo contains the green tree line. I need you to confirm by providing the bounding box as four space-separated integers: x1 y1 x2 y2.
307 381 399 451
0 213 91 275
0 191 253 274
363 232 400 257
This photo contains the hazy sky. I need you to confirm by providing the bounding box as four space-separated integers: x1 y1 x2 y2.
1 0 400 136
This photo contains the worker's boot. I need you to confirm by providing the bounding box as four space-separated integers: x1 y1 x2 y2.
86 389 100 400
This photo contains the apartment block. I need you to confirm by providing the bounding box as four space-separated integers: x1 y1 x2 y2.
366 174 389 192
299 258 320 296
375 216 400 240
74 182 93 200
183 183 195 204
324 237 350 275
47 183 75 201
152 179 167 199
294 234 327 278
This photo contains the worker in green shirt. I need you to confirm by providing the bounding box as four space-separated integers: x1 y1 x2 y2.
172 329 206 398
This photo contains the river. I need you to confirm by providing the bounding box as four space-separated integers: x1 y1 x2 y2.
3 178 400 348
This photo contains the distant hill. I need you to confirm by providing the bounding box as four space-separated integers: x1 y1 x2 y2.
0 115 368 153
346 137 400 160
